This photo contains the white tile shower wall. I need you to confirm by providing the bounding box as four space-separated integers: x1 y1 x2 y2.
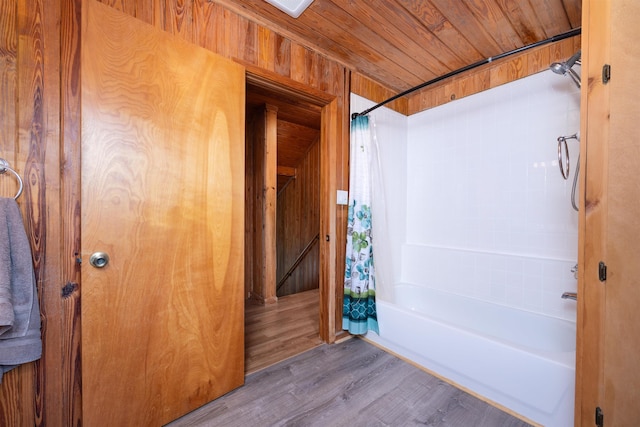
401 244 578 320
350 94 408 296
405 71 580 320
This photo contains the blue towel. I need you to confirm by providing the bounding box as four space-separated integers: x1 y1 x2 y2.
0 197 42 382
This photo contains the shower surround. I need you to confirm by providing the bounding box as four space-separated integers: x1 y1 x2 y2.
351 69 580 426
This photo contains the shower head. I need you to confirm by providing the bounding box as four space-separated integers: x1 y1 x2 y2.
550 50 582 88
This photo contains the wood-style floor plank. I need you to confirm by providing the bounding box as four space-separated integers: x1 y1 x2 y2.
168 339 534 427
245 288 322 374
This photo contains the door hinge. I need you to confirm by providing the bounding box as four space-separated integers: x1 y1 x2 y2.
599 261 607 282
595 406 604 427
602 64 611 84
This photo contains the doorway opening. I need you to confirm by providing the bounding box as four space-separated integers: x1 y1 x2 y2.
243 75 327 374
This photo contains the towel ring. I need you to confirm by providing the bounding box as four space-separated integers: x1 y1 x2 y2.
557 136 570 180
557 133 578 180
0 158 24 200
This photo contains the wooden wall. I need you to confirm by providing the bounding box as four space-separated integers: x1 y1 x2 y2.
276 138 320 297
0 0 349 425
246 104 279 304
1 1 70 426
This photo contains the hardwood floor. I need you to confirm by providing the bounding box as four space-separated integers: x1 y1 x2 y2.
245 288 322 374
168 338 534 427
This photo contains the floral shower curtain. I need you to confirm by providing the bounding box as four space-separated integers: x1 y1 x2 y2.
343 115 379 335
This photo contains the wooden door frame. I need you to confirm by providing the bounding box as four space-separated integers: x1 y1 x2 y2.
575 0 609 424
242 62 342 343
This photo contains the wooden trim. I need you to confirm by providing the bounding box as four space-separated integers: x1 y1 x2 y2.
59 0 83 425
263 104 278 304
248 103 279 305
350 73 409 116
575 1 609 425
241 60 335 107
320 98 338 342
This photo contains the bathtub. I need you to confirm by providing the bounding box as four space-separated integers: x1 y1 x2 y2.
365 284 575 427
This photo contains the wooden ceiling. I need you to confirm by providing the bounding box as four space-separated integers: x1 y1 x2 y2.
218 0 582 94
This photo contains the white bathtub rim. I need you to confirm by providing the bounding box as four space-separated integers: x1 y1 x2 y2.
393 281 578 323
379 301 576 369
388 282 577 358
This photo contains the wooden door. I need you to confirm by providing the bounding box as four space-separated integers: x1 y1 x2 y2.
578 0 640 425
80 1 245 425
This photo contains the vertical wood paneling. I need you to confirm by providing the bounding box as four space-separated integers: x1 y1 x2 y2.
59 0 82 425
245 111 256 300
0 1 66 427
263 104 278 303
238 16 258 65
221 7 238 60
130 0 158 27
164 0 192 41
306 49 318 90
274 34 290 78
0 0 17 200
248 104 278 304
290 42 309 85
192 0 217 50
17 1 47 426
257 26 276 72
276 138 320 297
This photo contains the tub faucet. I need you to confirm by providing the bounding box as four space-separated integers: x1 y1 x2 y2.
561 292 577 301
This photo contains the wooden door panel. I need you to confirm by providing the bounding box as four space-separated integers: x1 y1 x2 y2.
81 1 245 425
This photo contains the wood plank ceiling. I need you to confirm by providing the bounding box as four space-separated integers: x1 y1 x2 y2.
218 0 582 94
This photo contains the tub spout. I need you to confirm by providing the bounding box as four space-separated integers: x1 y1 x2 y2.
561 292 577 301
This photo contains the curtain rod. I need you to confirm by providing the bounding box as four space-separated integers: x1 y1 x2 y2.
351 27 582 120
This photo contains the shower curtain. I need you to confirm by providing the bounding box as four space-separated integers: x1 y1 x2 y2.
343 115 379 335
